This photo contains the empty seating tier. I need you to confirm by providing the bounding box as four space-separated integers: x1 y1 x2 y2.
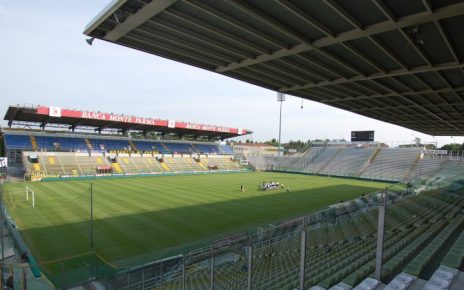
23 152 243 179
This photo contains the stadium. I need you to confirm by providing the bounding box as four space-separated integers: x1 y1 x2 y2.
1 1 464 290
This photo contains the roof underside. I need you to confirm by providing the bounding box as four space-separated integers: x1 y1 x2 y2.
85 0 464 136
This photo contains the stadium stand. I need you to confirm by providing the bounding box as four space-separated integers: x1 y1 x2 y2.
408 158 449 182
359 148 422 181
35 135 89 151
244 146 464 183
142 185 464 290
3 134 32 150
21 151 242 179
90 138 131 151
318 147 375 176
3 131 234 155
2 129 238 180
3 107 464 289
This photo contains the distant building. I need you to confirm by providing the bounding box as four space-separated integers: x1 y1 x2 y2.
233 143 278 156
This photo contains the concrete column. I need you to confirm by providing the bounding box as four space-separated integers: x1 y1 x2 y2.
375 189 387 281
247 246 253 290
299 230 307 290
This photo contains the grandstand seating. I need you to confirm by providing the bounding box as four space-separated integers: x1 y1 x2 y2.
150 187 464 290
164 143 195 154
193 144 220 154
360 148 421 181
246 147 454 182
90 138 131 151
3 134 32 150
131 140 162 152
22 151 242 179
318 148 374 176
434 159 464 182
3 132 233 156
303 147 340 173
34 136 89 151
219 145 234 155
408 157 448 181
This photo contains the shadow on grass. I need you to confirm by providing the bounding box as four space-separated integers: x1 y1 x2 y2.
19 184 381 269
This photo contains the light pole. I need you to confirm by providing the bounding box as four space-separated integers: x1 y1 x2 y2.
277 92 285 157
90 182 94 249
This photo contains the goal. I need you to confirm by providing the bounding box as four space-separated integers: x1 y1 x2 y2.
25 186 35 208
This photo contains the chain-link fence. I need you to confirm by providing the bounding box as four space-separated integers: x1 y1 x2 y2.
37 252 116 289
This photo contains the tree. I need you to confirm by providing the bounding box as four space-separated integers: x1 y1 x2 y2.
440 143 464 151
265 138 278 146
413 137 422 146
424 143 436 149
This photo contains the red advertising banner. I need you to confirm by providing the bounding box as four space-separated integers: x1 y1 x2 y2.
36 106 247 135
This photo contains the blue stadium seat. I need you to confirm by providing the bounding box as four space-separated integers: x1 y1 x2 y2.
35 136 88 151
163 142 194 154
4 134 33 150
195 144 220 154
219 145 234 154
133 141 158 151
90 139 131 151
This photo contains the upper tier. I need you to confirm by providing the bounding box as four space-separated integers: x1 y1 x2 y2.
3 132 233 155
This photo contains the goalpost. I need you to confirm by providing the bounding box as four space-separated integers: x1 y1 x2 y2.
25 186 35 208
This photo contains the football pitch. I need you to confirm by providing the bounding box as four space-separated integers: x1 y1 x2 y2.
3 172 390 267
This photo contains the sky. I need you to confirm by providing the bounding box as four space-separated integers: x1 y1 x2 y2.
0 1 462 147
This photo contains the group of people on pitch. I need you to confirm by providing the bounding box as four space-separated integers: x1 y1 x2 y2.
259 181 286 191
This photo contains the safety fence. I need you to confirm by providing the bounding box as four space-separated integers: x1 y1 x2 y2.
37 252 116 289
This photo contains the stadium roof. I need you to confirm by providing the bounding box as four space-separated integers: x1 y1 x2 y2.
85 0 464 136
3 105 251 139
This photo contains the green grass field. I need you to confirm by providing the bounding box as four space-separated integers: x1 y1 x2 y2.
3 172 389 267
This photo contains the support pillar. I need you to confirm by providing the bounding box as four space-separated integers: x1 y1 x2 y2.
299 230 306 290
182 256 186 290
210 247 214 290
247 246 252 290
375 189 387 281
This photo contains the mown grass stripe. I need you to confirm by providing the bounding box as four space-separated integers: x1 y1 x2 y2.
4 172 388 264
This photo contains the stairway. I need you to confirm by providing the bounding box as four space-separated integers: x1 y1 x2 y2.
310 147 326 163
160 162 171 172
161 143 170 153
431 158 450 177
85 138 93 150
190 143 200 153
198 161 207 170
111 162 123 173
129 140 138 151
357 145 381 176
404 154 421 181
32 163 41 171
318 148 342 173
30 136 38 151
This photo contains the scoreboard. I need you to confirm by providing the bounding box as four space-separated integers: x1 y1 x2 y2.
351 131 374 142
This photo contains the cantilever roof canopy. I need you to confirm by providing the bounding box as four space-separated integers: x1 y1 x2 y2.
85 0 464 136
4 105 250 139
